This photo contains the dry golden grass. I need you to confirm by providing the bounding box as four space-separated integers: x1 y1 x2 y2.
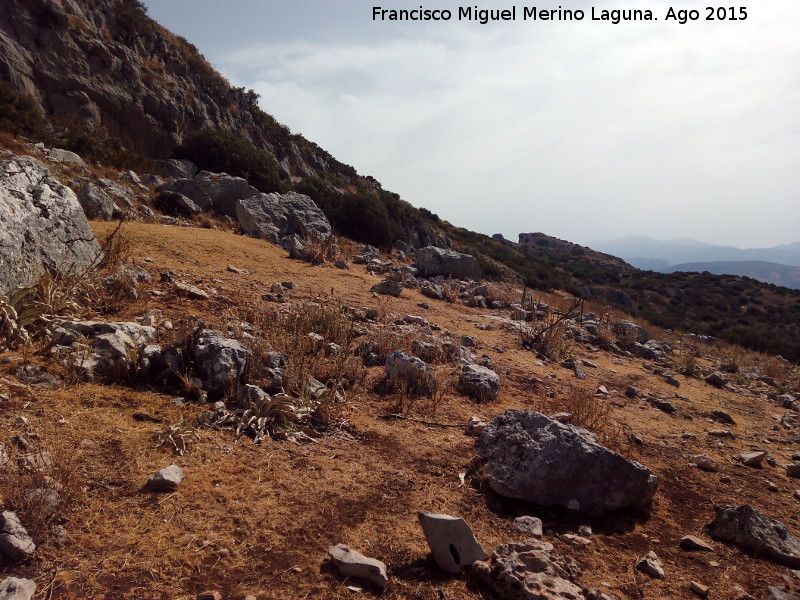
0 221 793 599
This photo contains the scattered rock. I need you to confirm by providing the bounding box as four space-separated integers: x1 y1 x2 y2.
465 416 488 437
196 592 222 600
472 539 583 600
192 330 251 396
458 364 501 402
370 278 403 297
689 581 710 597
560 533 591 547
382 350 437 396
417 511 488 573
0 577 36 600
692 454 720 473
680 535 714 552
636 551 665 579
705 372 729 388
706 504 800 568
709 409 736 425
651 398 677 414
0 511 36 561
174 281 210 300
476 410 658 516
236 191 331 248
327 544 388 589
0 156 102 296
147 465 184 493
625 385 645 399
415 246 481 280
512 516 543 538
787 464 800 478
739 451 766 467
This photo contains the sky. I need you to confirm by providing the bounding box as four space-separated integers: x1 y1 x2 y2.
142 1 800 249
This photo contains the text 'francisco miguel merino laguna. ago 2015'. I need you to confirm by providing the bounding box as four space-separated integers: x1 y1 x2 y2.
372 6 748 25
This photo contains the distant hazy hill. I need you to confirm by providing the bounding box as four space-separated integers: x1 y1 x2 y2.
661 261 800 290
592 236 800 267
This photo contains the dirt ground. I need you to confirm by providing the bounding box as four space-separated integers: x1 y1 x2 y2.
1 221 799 599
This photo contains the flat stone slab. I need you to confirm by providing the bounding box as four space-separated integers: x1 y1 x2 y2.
417 511 489 573
327 544 388 588
0 577 36 600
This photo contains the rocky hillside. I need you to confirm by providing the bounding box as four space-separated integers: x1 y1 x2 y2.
2 0 800 363
0 146 800 599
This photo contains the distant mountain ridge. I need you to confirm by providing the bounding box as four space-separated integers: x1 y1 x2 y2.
592 236 800 268
660 261 800 290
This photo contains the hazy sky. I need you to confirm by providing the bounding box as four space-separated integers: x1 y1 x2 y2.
143 1 799 249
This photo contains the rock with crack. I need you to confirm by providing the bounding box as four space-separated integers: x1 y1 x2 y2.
0 156 102 296
147 465 184 492
706 504 800 568
472 539 583 600
417 511 489 573
476 410 658 516
0 512 35 561
415 246 481 281
513 516 543 538
191 330 251 397
236 191 331 249
636 551 665 579
0 577 36 600
327 544 388 589
458 364 501 402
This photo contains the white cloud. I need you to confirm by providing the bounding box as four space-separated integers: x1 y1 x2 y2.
207 0 800 248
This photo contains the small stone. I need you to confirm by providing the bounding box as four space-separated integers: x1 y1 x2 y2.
739 451 766 467
636 551 665 579
560 533 591 546
794 490 800 500
692 454 720 472
196 593 222 600
327 544 388 588
690 581 710 597
578 525 592 536
147 464 184 492
0 512 36 561
513 516 543 538
417 510 489 573
0 577 36 600
766 480 779 492
787 463 800 478
720 475 732 483
464 416 488 437
174 281 209 300
680 535 714 552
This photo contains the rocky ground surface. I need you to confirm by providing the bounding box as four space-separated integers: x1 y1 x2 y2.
0 151 799 600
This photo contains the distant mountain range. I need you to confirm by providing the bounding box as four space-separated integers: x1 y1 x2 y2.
592 236 800 267
590 236 800 289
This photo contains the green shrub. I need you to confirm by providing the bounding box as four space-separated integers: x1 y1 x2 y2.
0 81 46 137
173 129 282 193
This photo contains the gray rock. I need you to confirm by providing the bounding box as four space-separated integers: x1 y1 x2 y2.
147 464 184 492
513 516 543 538
417 511 488 573
370 278 403 297
382 350 437 396
0 511 35 561
787 464 800 478
76 183 119 220
766 587 800 600
0 156 101 295
636 551 665 579
626 385 645 399
236 191 331 246
612 321 650 344
153 190 202 216
680 535 714 552
692 454 720 473
415 246 481 281
472 539 583 600
651 398 677 414
155 159 198 180
740 451 766 467
458 364 501 402
705 372 729 388
192 330 251 397
174 281 210 300
465 416 488 437
476 410 658 516
327 544 388 589
0 578 36 600
706 504 800 568
45 147 87 168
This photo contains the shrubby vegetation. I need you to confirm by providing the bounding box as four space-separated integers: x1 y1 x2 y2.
0 81 46 137
172 129 282 193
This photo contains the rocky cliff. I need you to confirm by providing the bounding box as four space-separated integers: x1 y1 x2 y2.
0 0 353 182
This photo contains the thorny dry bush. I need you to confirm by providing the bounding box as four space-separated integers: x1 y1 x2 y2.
557 387 623 453
519 297 582 361
0 434 82 545
0 223 138 352
237 298 363 399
